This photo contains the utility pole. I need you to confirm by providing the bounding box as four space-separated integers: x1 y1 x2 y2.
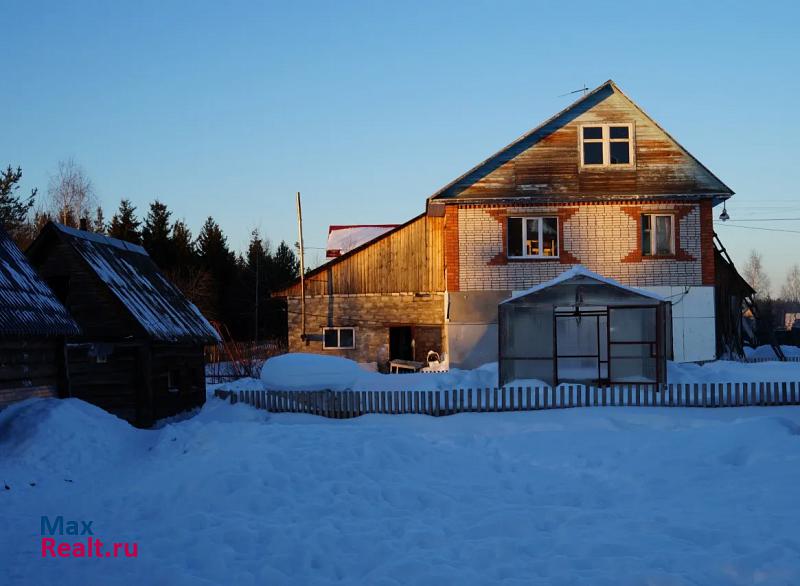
296 191 306 342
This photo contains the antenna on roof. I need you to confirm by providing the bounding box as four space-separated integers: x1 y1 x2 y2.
559 84 589 98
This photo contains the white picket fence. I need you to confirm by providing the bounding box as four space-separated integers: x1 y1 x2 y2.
215 380 800 419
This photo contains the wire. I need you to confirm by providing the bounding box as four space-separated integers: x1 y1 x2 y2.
723 218 800 222
716 224 800 235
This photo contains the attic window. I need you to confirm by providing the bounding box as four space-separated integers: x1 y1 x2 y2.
581 124 634 167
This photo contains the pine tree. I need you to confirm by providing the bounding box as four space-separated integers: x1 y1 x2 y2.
196 216 232 271
141 200 173 268
108 199 142 244
171 219 195 267
93 206 106 233
271 240 299 288
0 165 36 241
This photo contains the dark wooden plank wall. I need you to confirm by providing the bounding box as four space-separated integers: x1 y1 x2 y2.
150 343 207 420
0 339 62 407
66 343 139 422
450 90 725 199
281 215 445 296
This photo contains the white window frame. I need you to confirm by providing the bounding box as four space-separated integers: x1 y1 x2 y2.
507 217 559 259
579 123 635 168
322 327 356 350
641 213 675 256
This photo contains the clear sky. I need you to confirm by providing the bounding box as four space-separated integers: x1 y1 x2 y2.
3 0 799 289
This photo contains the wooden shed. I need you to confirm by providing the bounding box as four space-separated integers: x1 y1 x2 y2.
0 226 80 408
27 222 220 427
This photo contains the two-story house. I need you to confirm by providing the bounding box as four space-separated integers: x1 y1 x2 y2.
275 80 737 380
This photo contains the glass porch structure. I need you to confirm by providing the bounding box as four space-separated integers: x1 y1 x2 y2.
498 267 672 388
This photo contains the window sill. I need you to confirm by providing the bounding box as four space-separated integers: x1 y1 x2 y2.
579 164 636 171
641 254 677 260
506 256 561 262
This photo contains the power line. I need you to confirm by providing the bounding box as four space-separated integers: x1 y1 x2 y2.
723 218 800 222
716 224 800 235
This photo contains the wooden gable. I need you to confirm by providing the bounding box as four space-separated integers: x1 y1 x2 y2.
429 81 733 202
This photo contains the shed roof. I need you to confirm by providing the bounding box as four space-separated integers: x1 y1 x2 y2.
502 265 666 304
0 227 80 337
326 224 399 257
36 223 220 344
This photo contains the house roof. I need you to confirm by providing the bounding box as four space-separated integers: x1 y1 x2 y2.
326 224 399 258
36 223 220 344
428 79 734 203
0 226 80 337
502 265 666 303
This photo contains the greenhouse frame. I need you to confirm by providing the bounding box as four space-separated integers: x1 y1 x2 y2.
498 267 672 388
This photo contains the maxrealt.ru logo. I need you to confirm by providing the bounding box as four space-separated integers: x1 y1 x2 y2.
40 516 138 558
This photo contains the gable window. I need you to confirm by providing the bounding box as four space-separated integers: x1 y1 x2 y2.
641 214 674 256
507 217 558 258
323 327 356 349
581 124 634 167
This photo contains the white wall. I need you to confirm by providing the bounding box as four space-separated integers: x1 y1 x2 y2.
642 285 716 363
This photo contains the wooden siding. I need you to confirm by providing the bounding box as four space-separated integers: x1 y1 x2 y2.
280 214 445 296
0 338 63 407
436 83 731 200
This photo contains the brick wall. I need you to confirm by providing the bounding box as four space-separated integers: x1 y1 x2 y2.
455 202 704 290
287 293 445 365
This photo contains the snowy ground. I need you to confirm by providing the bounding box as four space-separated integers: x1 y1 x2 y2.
2 397 800 585
210 353 800 395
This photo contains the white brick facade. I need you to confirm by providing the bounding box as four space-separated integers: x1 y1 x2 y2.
458 204 702 291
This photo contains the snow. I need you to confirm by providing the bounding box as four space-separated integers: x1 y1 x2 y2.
744 345 800 359
3 396 800 585
326 225 398 257
503 264 666 302
260 353 498 392
253 353 800 394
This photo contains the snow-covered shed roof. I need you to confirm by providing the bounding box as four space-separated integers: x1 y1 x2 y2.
502 265 666 304
326 224 399 258
0 227 80 337
41 223 220 344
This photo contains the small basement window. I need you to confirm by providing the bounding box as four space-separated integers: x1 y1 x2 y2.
581 124 634 167
508 217 559 258
642 214 674 256
323 327 356 350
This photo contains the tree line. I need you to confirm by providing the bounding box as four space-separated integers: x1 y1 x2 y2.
1 161 298 341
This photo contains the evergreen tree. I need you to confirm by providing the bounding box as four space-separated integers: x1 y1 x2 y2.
141 199 173 267
93 206 106 233
272 240 299 288
196 217 233 271
0 165 36 241
171 219 195 267
108 199 142 244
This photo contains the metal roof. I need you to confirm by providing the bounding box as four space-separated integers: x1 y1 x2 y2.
50 223 220 344
0 227 80 337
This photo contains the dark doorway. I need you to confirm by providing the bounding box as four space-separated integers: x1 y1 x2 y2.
389 326 414 361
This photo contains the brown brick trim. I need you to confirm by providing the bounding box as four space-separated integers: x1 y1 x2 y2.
620 205 696 263
699 200 715 285
444 205 460 291
486 207 580 266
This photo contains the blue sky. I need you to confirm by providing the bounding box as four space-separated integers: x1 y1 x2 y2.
3 0 799 289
